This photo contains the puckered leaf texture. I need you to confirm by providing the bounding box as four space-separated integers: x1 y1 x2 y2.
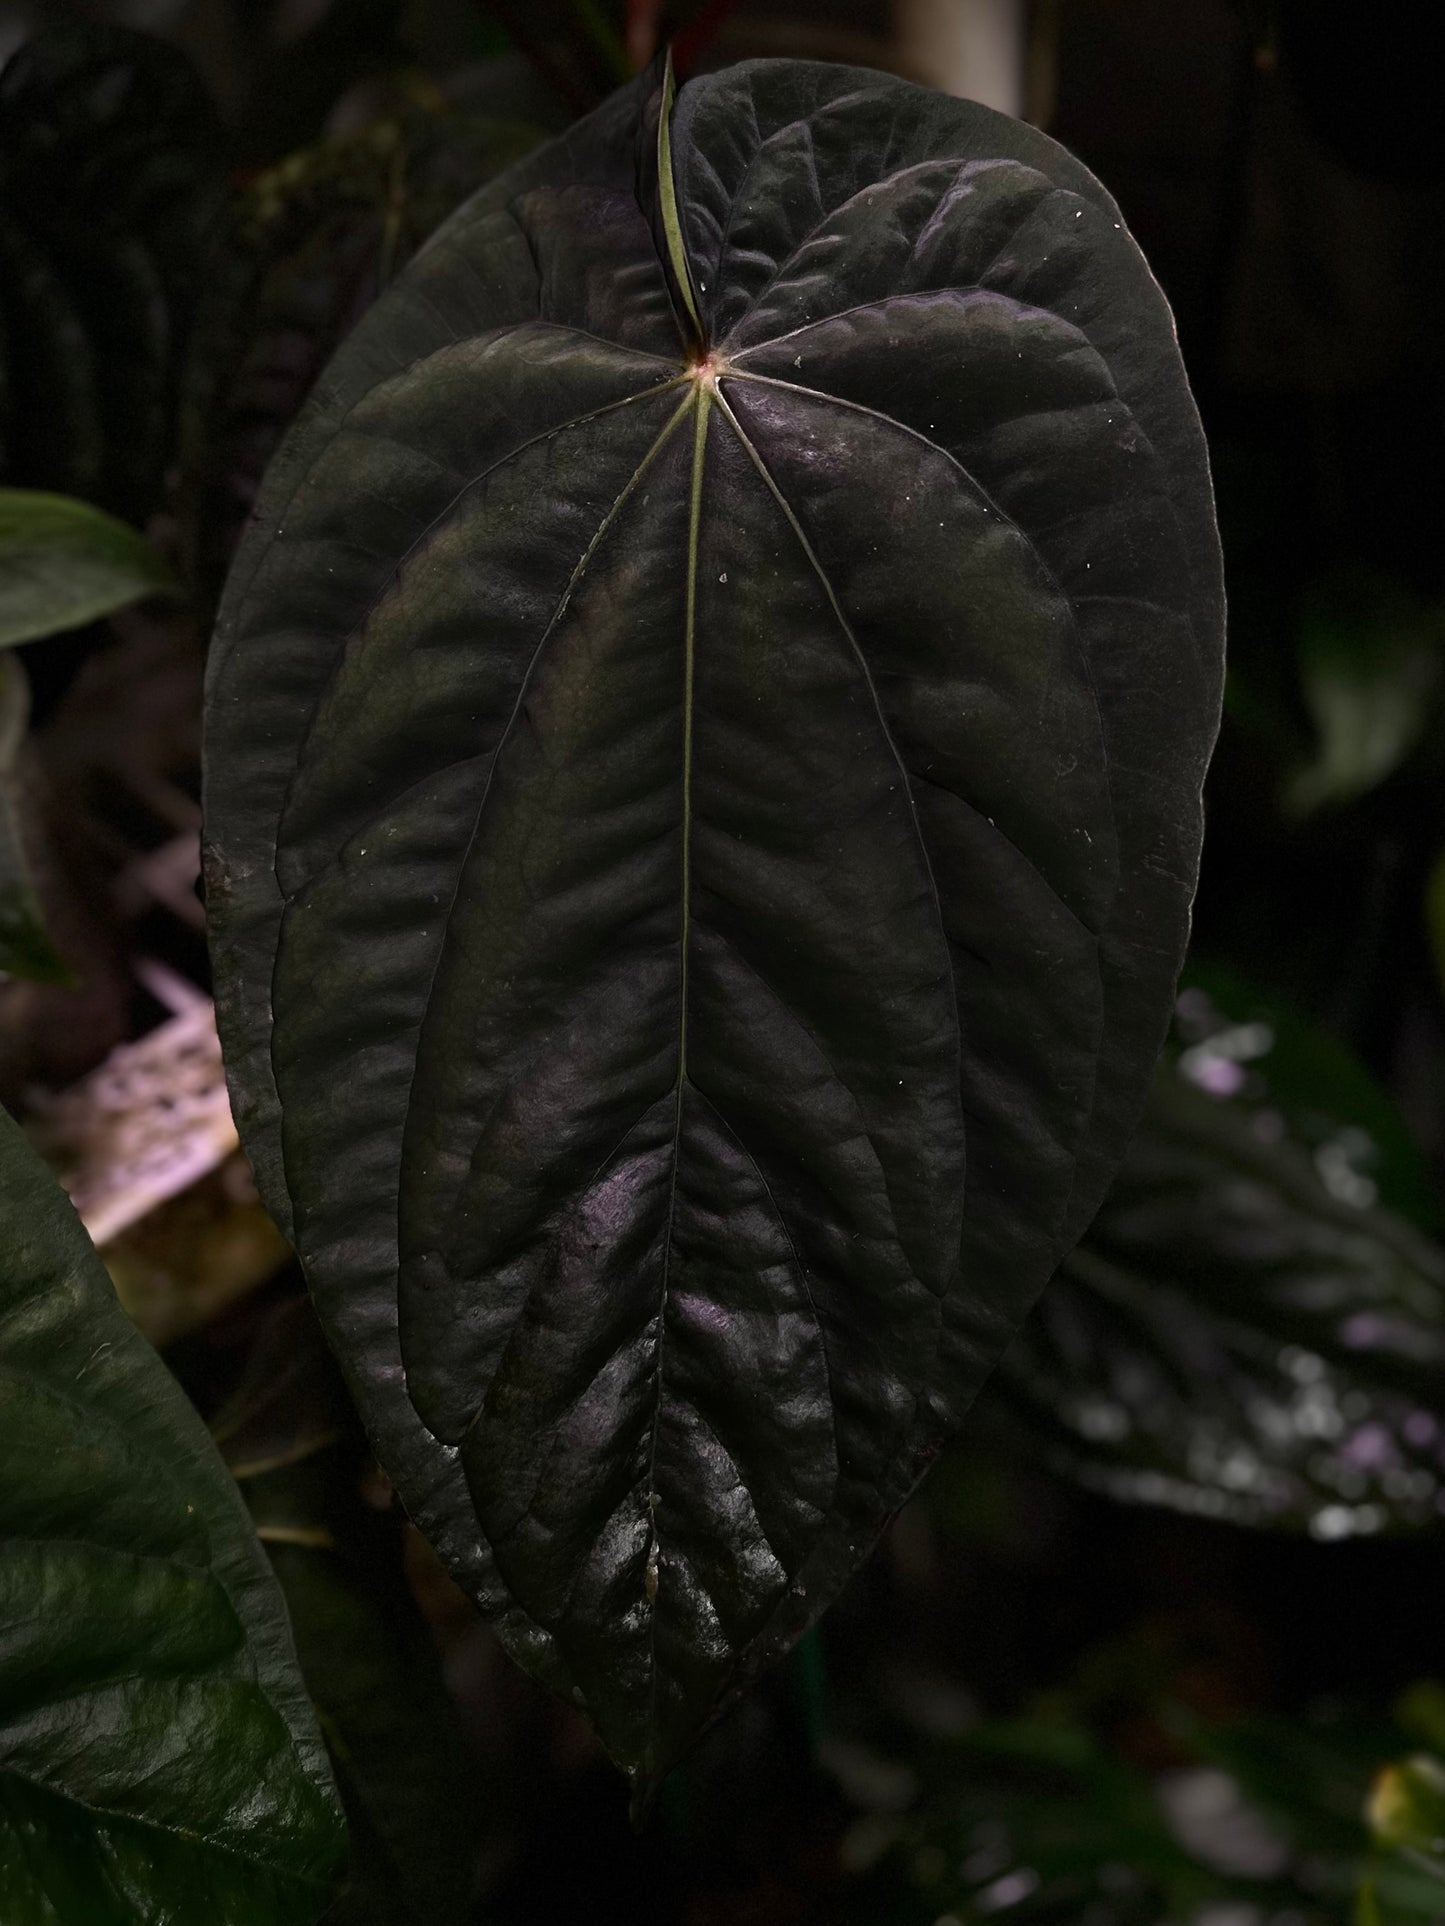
204 58 1224 1790
0 1104 345 1923
993 1004 1445 1538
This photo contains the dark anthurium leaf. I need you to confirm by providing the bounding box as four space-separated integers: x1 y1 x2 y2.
991 987 1445 1536
203 56 1224 1792
0 23 222 520
0 1104 346 1922
215 1296 484 1926
180 105 542 614
1168 965 1441 1232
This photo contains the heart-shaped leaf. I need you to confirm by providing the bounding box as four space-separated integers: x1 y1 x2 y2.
203 58 1224 1789
0 1103 345 1920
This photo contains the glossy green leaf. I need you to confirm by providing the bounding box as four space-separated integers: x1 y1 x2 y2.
994 1021 1445 1536
0 1104 345 1922
0 488 178 649
204 59 1224 1789
0 657 69 983
216 1298 483 1925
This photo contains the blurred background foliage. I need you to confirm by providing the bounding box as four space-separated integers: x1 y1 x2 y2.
0 1 1442 1921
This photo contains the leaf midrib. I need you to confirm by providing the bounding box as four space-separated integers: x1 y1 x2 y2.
641 379 711 1754
391 386 695 1277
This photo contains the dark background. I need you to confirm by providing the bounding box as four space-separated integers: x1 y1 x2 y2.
2 4 1443 1921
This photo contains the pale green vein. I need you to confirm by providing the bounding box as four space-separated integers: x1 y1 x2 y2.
641 380 712 1766
711 378 965 1137
680 386 711 1084
658 52 703 346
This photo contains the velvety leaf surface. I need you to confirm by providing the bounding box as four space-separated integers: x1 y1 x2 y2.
993 992 1445 1536
0 1105 345 1922
204 58 1223 1787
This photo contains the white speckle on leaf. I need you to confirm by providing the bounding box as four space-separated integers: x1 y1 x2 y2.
719 572 728 584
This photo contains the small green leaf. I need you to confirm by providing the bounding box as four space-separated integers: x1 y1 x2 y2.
1285 572 1444 817
0 1103 346 1923
1364 1751 1445 1924
0 487 178 648
1369 1756 1445 1864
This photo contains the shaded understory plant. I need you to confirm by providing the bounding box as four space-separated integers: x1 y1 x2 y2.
0 17 1441 1926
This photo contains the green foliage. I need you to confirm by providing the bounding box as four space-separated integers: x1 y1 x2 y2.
0 488 178 650
1286 573 1445 817
0 484 178 983
214 1298 484 1925
839 1663 1445 1926
0 1105 345 1923
202 57 1222 1790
